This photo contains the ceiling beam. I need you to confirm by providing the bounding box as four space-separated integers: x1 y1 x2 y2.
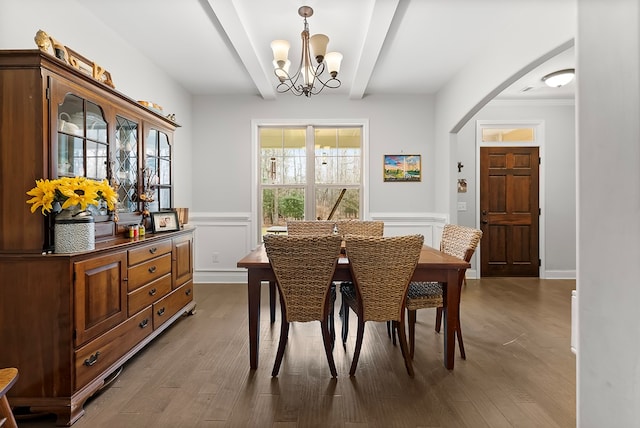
349 0 400 100
207 0 276 99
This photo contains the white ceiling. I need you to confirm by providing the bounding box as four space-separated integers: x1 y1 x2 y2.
80 0 575 100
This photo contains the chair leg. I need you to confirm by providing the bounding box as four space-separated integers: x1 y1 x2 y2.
435 307 466 359
269 281 277 324
320 320 338 378
349 319 366 376
0 395 18 428
341 299 350 346
435 307 443 332
394 320 414 377
272 309 290 377
456 321 466 360
328 286 336 348
407 309 417 359
386 321 397 346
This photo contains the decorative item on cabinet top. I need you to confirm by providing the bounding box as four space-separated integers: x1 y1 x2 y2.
34 29 115 88
26 177 118 253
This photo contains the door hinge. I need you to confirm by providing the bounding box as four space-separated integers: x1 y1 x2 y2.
45 87 50 100
539 157 541 165
539 258 542 266
539 208 541 215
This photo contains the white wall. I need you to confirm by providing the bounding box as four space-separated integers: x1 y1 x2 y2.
433 2 577 223
457 100 576 278
190 94 441 282
577 0 640 425
0 0 194 208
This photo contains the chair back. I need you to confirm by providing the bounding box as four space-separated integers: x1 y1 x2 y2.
345 235 424 322
439 224 483 262
286 220 336 236
336 220 384 237
263 234 342 322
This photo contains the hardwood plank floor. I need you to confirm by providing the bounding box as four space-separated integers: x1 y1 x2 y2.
17 278 576 427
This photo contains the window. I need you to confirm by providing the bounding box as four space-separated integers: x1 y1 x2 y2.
481 127 535 142
259 125 363 235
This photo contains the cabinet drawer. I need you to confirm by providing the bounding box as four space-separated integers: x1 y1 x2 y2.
127 273 172 316
75 307 153 390
127 253 172 291
153 280 194 329
128 240 172 265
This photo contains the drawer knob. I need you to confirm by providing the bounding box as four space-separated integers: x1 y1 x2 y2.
139 318 149 328
185 288 192 296
157 307 165 316
148 266 157 273
84 351 100 367
149 288 157 296
149 247 158 254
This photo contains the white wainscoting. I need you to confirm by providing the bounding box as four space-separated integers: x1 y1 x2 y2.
190 212 254 284
191 212 452 283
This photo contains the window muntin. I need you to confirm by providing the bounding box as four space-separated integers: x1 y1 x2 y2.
259 126 362 233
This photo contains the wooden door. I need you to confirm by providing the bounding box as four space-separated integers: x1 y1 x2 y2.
480 147 539 276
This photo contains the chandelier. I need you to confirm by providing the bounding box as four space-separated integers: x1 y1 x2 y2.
270 6 343 97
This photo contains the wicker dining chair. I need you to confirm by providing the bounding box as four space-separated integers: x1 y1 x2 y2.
263 234 342 377
335 220 384 238
266 221 338 324
336 220 384 344
286 220 336 236
403 224 482 360
341 234 424 377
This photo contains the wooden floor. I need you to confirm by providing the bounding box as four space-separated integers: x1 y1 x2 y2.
18 278 576 428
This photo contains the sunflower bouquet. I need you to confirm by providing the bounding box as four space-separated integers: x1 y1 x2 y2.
26 176 118 215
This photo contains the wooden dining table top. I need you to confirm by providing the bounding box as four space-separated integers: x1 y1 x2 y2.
237 243 470 271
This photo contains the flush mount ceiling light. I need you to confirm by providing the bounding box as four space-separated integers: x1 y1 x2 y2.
270 5 343 97
542 68 575 88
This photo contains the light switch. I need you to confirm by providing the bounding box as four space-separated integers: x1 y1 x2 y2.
457 202 467 211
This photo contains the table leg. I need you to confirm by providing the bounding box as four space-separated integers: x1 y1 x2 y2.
248 272 261 369
443 269 460 370
269 281 276 323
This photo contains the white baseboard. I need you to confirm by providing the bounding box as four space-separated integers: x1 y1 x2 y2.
544 270 576 279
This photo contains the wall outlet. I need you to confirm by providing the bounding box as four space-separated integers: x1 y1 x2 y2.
457 201 467 211
212 252 219 263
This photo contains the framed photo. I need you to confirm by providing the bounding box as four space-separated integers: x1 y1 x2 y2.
150 211 180 232
383 154 422 182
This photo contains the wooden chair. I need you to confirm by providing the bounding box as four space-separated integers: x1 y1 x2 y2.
0 368 18 428
341 234 424 377
336 220 384 344
404 224 482 359
263 234 342 377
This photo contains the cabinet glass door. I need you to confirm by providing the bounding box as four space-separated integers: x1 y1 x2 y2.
114 116 139 213
57 94 108 180
144 129 172 211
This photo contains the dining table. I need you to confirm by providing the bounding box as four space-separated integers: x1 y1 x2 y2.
236 243 470 370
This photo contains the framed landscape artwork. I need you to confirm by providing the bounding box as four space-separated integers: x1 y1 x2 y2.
383 154 422 182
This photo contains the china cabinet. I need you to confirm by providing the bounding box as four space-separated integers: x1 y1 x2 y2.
0 49 177 251
0 50 195 425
